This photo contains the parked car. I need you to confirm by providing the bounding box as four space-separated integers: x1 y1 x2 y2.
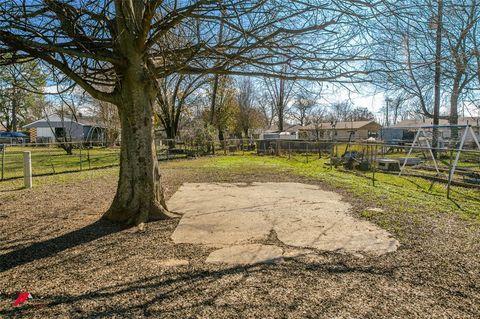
0 131 29 144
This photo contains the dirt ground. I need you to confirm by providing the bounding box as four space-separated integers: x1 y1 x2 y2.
0 162 479 318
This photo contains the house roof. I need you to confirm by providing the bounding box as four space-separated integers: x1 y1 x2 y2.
262 124 297 133
24 114 105 129
391 117 480 128
297 120 381 131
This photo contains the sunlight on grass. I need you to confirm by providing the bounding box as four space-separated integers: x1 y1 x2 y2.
1 146 119 179
0 167 118 192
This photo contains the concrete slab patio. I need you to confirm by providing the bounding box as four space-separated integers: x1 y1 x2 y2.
168 183 399 264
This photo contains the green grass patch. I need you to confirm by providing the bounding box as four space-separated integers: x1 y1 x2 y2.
0 166 118 192
0 146 119 180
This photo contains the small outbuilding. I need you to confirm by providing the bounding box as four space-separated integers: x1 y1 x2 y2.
24 114 106 143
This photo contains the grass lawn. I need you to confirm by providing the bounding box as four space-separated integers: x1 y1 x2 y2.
165 155 480 222
0 146 120 180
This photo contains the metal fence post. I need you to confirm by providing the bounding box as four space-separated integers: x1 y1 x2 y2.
23 151 32 188
447 149 453 199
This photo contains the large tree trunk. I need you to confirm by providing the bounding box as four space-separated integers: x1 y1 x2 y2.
103 75 170 225
165 123 176 149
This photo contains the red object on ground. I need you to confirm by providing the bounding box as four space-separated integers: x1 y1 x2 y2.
13 292 31 307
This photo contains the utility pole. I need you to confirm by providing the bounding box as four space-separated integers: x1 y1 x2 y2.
385 97 392 127
432 0 443 156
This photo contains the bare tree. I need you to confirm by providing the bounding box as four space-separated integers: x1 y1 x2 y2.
156 74 206 148
91 100 120 147
308 106 328 140
390 94 408 125
258 90 277 128
328 101 353 121
0 62 45 131
264 73 295 131
349 107 375 121
442 0 479 129
236 78 263 137
372 0 480 128
0 1 376 225
292 93 317 126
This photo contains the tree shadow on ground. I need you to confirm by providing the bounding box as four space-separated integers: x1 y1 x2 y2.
0 260 397 318
0 219 125 273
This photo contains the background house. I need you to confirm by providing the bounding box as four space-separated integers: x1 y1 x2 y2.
294 120 382 141
24 115 106 143
382 117 480 144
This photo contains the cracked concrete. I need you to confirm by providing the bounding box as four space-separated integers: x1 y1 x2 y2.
168 183 399 264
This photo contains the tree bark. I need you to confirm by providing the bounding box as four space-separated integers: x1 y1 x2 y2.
165 123 176 149
278 104 284 132
103 72 170 225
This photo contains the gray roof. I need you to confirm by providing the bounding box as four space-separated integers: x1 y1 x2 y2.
391 117 480 128
298 120 381 131
24 115 105 129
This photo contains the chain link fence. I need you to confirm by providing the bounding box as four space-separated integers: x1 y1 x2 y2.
256 138 480 191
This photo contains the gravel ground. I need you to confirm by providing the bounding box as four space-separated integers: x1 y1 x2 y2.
0 161 479 318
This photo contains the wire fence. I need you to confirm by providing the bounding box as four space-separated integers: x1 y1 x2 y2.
0 142 120 181
257 138 480 191
155 138 256 160
0 138 256 181
1 137 479 196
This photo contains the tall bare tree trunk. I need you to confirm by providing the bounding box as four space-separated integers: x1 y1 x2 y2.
103 61 169 225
